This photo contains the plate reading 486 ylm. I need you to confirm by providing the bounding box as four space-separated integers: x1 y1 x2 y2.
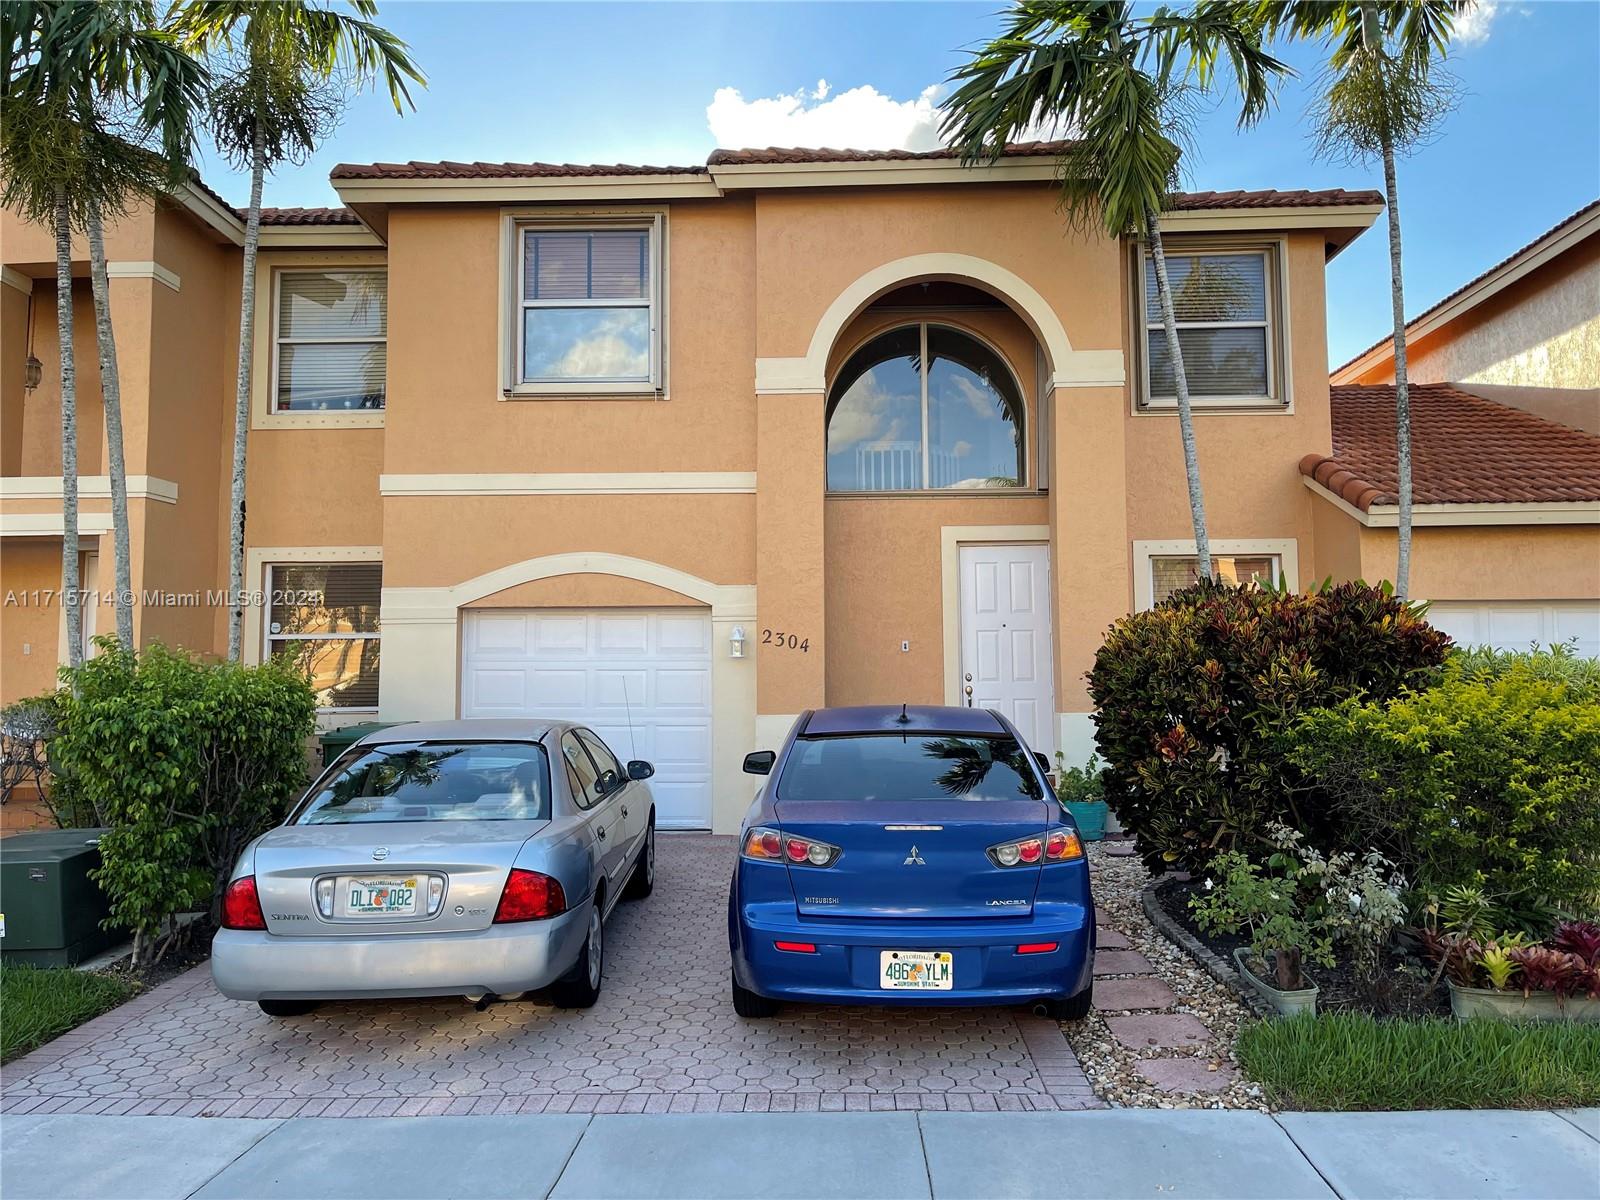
880 950 953 990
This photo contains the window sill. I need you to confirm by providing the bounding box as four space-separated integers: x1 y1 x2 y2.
502 389 665 402
1135 398 1291 416
826 489 1046 500
256 411 386 431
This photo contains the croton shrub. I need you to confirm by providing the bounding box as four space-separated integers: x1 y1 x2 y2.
1088 580 1450 874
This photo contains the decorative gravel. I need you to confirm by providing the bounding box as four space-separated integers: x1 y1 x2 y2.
1062 841 1271 1110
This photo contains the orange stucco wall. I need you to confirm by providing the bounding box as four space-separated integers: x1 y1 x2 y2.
1363 524 1600 601
0 538 65 701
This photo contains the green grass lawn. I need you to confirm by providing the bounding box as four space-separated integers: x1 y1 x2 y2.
1239 1012 1600 1111
1 963 138 1064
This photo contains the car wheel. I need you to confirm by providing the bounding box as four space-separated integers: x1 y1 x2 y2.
551 900 604 1009
258 999 319 1017
624 817 655 899
1041 984 1093 1022
731 971 779 1018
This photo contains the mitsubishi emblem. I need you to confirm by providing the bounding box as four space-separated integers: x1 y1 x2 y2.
371 846 390 862
903 845 926 866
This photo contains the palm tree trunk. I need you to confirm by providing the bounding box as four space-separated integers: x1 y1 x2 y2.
1380 130 1413 599
227 122 266 661
1144 204 1212 578
86 206 135 650
53 186 82 667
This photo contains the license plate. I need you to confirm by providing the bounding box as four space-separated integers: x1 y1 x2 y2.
880 950 954 990
345 877 418 916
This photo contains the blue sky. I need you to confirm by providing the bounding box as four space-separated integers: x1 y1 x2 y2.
193 1 1600 365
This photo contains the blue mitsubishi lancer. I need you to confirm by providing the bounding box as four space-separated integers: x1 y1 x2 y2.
727 706 1095 1018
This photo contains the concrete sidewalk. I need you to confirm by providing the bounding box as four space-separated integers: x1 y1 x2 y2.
2 1108 1596 1200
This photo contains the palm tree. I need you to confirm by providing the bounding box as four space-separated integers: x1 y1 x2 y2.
1211 1 1465 598
941 1 1287 579
2 2 207 657
171 1 423 661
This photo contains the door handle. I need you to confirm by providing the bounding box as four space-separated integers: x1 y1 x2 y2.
596 825 607 841
621 805 629 819
964 684 974 707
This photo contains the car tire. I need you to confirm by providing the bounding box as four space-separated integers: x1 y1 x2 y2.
731 972 780 1018
258 999 319 1017
1041 984 1093 1022
551 899 604 1009
624 816 655 900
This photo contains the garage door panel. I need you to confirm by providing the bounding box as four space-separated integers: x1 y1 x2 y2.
1427 601 1600 658
462 608 713 829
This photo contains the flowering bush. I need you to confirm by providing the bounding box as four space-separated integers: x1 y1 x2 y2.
1190 823 1406 993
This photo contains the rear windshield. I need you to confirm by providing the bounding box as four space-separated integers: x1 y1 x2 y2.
777 733 1043 803
297 741 552 824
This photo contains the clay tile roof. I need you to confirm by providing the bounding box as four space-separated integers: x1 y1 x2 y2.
1299 384 1600 510
1167 187 1385 210
258 206 362 225
330 159 707 180
704 141 1077 165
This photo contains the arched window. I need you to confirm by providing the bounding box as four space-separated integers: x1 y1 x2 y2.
826 324 1025 492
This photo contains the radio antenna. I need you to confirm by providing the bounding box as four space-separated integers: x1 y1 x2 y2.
621 675 638 761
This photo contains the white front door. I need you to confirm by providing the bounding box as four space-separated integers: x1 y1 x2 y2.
959 543 1055 757
460 608 713 829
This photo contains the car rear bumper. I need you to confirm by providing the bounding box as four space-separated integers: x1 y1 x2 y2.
210 903 591 1000
731 902 1094 1006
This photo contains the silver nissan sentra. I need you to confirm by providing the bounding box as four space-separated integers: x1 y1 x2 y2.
211 719 657 1017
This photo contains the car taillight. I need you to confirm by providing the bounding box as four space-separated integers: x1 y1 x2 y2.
493 869 567 922
221 876 267 930
774 941 817 953
1016 942 1059 955
742 826 840 868
989 829 1082 868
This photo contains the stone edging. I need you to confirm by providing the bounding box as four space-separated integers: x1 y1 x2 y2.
1140 874 1274 1020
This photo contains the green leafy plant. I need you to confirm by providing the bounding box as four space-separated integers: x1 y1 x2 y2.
1052 753 1104 805
1448 641 1600 703
1475 943 1522 992
1289 658 1600 926
1089 579 1449 873
47 640 316 966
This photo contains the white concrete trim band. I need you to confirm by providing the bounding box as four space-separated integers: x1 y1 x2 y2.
379 472 757 497
0 475 180 504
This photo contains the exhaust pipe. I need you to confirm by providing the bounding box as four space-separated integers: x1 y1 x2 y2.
1032 1002 1050 1017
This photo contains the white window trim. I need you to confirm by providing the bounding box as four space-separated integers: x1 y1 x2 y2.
1132 538 1299 610
260 557 383 714
251 251 388 430
826 320 1031 495
501 210 667 398
270 267 387 420
1132 238 1292 413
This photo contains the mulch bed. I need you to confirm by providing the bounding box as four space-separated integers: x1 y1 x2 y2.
100 916 215 992
1156 876 1450 1019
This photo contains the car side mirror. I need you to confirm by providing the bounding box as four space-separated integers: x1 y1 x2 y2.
743 750 776 776
627 759 654 781
1033 751 1051 777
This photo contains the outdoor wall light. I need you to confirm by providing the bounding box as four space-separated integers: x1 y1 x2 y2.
729 626 747 659
24 354 41 392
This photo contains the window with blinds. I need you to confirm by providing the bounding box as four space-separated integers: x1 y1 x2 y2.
515 220 661 391
274 271 387 412
1150 554 1279 604
1139 249 1278 407
266 562 381 709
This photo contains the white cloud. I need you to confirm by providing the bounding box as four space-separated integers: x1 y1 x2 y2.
706 82 946 151
1453 1 1500 45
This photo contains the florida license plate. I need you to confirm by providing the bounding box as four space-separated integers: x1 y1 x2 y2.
345 877 418 916
880 950 954 990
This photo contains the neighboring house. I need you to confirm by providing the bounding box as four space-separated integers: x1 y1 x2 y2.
2 142 1589 835
1333 199 1600 434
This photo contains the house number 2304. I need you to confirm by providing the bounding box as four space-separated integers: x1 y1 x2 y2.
762 629 810 653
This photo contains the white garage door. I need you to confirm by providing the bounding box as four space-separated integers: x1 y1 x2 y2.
461 609 713 829
1426 601 1600 658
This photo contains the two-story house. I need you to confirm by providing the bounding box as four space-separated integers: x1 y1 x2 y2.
4 143 1596 834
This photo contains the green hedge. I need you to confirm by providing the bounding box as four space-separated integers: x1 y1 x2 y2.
1087 580 1450 873
1288 661 1600 927
48 642 316 959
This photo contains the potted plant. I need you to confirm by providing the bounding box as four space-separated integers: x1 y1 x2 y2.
1438 921 1600 1022
1189 828 1335 1016
1053 753 1109 842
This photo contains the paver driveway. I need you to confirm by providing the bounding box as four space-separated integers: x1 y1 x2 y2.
0 835 1097 1117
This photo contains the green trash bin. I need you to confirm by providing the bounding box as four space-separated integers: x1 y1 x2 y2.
315 722 401 770
0 828 125 967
